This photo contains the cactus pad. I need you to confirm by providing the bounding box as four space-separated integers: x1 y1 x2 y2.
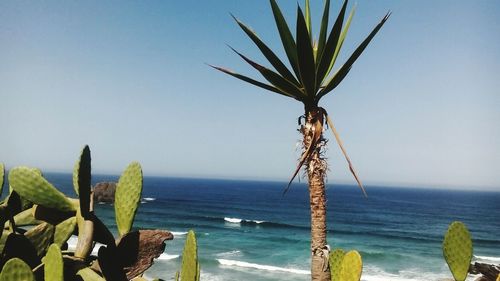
8 167 75 212
443 221 473 281
42 244 63 281
54 216 77 247
180 230 199 281
11 208 40 226
73 146 91 217
77 267 106 281
329 248 345 281
24 222 55 256
0 163 4 195
115 162 143 236
339 250 363 281
0 258 35 281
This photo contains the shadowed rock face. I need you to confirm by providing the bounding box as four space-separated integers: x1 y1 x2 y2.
93 182 117 203
469 262 500 281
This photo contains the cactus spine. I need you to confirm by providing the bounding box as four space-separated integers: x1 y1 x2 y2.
443 221 473 281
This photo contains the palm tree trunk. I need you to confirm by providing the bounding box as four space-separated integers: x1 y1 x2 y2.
302 107 330 281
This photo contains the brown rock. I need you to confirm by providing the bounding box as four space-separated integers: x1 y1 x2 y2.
470 262 500 281
93 182 117 203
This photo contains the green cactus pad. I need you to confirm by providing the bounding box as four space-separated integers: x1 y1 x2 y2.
180 230 199 281
73 146 91 217
443 221 473 281
339 250 363 281
0 258 35 281
24 222 55 256
329 248 346 281
8 167 75 212
115 162 143 236
77 267 106 281
0 230 9 255
0 163 4 196
10 208 40 226
196 263 200 281
42 244 63 281
54 216 77 247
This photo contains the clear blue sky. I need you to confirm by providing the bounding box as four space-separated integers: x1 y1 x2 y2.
1 1 499 190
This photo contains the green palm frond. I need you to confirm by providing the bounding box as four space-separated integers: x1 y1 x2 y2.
213 0 390 106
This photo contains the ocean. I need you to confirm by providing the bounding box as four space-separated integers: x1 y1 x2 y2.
37 174 500 280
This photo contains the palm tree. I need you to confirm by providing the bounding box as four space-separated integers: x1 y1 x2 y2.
211 1 389 280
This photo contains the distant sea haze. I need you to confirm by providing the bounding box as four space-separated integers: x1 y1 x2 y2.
38 174 499 281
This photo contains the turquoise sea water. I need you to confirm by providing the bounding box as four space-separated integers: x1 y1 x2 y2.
41 174 499 281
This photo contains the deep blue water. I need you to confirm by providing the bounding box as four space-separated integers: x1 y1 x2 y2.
9 173 500 281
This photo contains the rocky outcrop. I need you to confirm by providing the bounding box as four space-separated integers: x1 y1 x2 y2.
93 182 117 203
470 262 500 281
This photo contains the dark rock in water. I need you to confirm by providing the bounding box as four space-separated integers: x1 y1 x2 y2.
470 262 500 281
93 182 117 203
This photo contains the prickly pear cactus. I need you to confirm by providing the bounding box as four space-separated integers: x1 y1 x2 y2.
8 167 75 212
180 230 199 281
0 163 4 195
329 248 346 281
73 145 91 217
0 258 35 281
42 244 63 281
54 216 77 247
24 222 55 256
196 263 200 281
443 221 473 281
9 208 39 227
339 250 363 281
77 267 106 281
115 162 143 236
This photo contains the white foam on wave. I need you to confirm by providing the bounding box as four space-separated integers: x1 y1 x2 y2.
474 255 500 263
215 250 241 257
217 259 309 275
156 253 180 260
224 217 265 224
172 231 188 236
224 217 242 223
360 265 479 281
143 197 156 201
